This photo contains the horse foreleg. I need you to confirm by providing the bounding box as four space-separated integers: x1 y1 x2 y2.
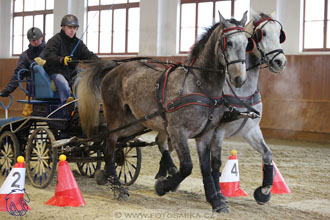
154 133 192 196
243 126 273 205
210 129 227 203
196 137 229 213
155 133 177 179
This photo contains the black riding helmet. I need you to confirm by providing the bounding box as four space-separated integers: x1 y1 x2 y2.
27 27 43 41
61 14 79 27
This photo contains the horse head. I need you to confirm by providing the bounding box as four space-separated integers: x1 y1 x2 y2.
248 12 287 73
216 11 252 88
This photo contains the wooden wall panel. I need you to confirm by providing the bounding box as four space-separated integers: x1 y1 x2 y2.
0 59 26 116
0 55 329 142
258 55 330 143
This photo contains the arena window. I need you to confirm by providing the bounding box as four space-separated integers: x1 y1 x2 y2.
87 0 140 55
12 0 54 56
303 0 330 51
179 0 250 53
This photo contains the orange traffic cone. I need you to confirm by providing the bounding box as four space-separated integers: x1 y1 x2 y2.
270 161 290 194
0 156 31 212
45 155 86 207
220 150 247 197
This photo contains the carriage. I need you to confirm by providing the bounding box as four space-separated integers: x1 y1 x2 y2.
0 62 151 189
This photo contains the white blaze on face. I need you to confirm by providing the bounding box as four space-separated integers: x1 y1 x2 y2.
225 33 248 87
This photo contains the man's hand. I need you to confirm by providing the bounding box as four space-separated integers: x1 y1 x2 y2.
0 90 10 97
34 57 46 66
63 56 72 66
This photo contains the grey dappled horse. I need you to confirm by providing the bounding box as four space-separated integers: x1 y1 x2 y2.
78 11 253 212
156 13 287 205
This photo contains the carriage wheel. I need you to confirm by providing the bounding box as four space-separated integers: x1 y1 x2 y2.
115 147 142 186
26 128 58 188
0 131 20 176
76 149 102 178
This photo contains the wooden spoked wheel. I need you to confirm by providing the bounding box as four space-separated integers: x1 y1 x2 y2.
0 131 20 176
115 146 142 186
26 128 58 188
77 149 102 178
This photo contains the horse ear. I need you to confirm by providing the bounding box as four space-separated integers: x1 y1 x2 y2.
252 11 261 24
240 11 248 26
218 10 229 27
245 19 254 33
270 11 276 19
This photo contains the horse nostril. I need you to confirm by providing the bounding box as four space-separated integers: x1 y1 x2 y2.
234 76 242 86
273 59 282 67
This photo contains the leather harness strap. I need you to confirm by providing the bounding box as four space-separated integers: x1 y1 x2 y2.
155 64 225 138
223 90 261 108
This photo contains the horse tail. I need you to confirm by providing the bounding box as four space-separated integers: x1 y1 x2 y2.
78 60 118 137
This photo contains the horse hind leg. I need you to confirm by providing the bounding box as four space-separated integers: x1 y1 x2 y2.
196 136 229 213
155 133 177 179
95 111 129 199
243 126 273 205
154 131 192 196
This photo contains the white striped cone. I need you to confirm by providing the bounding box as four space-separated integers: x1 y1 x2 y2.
0 157 30 211
220 150 247 197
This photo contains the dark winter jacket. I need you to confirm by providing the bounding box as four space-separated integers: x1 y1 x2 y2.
1 41 46 94
43 29 99 85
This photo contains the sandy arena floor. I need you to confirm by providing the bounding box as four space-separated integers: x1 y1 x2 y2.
0 132 329 220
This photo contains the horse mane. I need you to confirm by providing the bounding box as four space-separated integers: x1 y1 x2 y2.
188 18 244 62
188 22 220 61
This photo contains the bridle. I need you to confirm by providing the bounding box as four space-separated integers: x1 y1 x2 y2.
220 26 250 69
251 17 286 67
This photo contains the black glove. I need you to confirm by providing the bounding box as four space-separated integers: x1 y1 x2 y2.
0 90 10 97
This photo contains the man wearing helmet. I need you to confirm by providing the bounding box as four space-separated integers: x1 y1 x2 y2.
43 14 99 105
0 27 45 116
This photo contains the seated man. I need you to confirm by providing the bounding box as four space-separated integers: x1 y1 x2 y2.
0 27 45 116
43 14 99 105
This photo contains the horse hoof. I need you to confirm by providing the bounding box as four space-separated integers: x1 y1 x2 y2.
213 206 230 213
95 170 108 185
169 183 180 192
212 200 230 213
112 185 130 200
254 186 271 205
154 177 167 196
117 188 130 201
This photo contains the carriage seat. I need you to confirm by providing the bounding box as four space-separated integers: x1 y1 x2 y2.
32 63 60 99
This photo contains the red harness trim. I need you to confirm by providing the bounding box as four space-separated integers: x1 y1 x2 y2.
254 17 272 28
165 93 224 113
162 65 176 104
222 26 244 35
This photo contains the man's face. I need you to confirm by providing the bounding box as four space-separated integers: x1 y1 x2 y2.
62 25 78 38
30 37 43 47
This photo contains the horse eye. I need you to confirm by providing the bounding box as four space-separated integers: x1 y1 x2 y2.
227 41 233 47
263 31 266 37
